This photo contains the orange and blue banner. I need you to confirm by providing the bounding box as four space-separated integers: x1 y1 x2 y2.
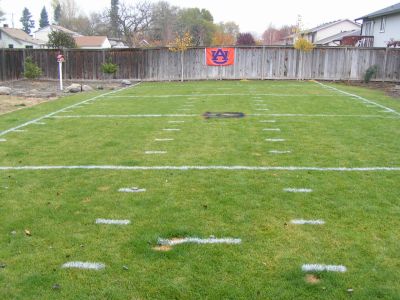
206 48 235 66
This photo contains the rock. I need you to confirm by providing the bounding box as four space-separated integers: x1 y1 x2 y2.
0 263 6 268
121 80 132 86
52 283 61 290
0 86 11 95
96 85 104 90
122 265 129 270
82 85 93 92
65 84 82 93
394 85 400 90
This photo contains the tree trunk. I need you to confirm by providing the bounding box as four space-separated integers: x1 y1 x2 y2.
181 51 184 82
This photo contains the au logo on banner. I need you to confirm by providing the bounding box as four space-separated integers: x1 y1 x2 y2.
206 48 235 66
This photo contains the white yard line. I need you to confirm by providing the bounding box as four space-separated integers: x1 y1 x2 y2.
260 120 276 123
163 128 181 131
155 138 174 141
51 114 197 118
269 150 291 154
158 237 242 246
302 264 347 273
104 93 338 99
118 187 146 193
263 128 281 131
145 151 167 154
266 138 285 142
62 262 105 270
314 81 400 116
284 188 313 193
1 165 399 171
0 82 142 137
168 121 185 123
291 219 325 225
95 219 131 225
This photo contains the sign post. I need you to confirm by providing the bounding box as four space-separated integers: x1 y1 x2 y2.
57 54 65 91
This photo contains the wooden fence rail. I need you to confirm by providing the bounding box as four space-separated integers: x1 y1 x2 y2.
0 46 399 82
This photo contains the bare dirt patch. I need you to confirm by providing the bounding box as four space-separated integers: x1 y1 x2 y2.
305 274 320 284
338 81 400 99
0 79 122 115
152 245 172 252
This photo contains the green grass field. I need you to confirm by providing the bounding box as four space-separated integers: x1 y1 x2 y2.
1 80 399 299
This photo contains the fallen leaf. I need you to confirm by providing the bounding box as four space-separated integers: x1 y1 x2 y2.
24 229 31 236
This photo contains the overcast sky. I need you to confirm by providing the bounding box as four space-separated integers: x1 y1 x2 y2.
1 0 398 35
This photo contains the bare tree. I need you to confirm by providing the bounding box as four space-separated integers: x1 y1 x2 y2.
117 1 153 47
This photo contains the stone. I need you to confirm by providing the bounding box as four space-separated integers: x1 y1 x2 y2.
65 84 82 93
394 85 400 90
82 85 93 92
0 86 11 95
121 80 132 86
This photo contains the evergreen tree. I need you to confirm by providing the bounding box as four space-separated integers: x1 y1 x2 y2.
39 6 50 28
20 8 35 34
47 31 77 48
54 3 62 24
110 0 120 37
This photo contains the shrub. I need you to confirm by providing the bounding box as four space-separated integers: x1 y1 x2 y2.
364 65 378 83
294 38 315 52
23 57 42 79
101 59 118 75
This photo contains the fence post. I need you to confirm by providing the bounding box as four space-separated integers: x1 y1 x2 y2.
382 47 388 82
261 46 265 80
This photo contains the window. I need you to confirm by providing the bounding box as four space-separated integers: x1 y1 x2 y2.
25 45 33 49
380 17 386 33
364 21 374 36
8 44 13 48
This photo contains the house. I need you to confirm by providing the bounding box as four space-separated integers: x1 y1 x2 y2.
74 36 111 49
281 19 361 46
0 25 46 48
34 25 81 43
355 3 400 47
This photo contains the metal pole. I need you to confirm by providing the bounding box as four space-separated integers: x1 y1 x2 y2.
59 61 63 91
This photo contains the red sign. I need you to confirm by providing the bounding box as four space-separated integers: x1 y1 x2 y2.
57 54 65 63
206 48 235 66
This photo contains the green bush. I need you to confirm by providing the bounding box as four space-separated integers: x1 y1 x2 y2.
101 59 118 75
364 65 378 83
23 57 42 79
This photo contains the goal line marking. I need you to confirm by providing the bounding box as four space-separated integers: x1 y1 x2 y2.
0 82 142 137
1 165 399 172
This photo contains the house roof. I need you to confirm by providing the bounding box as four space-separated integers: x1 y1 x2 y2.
34 24 81 36
356 3 400 20
303 19 360 34
74 36 109 47
316 30 361 45
1 28 45 45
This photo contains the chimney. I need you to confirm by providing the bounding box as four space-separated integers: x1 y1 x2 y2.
3 24 8 28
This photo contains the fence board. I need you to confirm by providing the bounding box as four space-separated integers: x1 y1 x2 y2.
0 47 399 82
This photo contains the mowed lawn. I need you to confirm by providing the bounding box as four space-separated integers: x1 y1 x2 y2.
0 80 399 299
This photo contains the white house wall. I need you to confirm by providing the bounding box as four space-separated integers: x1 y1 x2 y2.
0 32 41 48
372 14 400 47
315 21 361 42
34 28 52 43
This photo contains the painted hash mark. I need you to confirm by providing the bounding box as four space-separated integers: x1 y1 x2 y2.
168 121 185 123
0 139 6 142
302 264 347 273
266 138 285 142
95 219 131 225
291 219 325 225
163 128 181 131
118 187 146 193
62 262 105 270
263 128 281 131
284 188 313 193
158 237 242 246
260 120 276 123
145 151 167 154
155 138 174 141
269 150 291 154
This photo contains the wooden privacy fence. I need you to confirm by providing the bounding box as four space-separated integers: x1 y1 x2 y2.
0 46 399 82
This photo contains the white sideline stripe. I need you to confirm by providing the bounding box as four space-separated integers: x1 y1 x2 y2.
314 81 400 116
163 128 180 131
291 219 325 225
52 114 197 118
168 121 185 123
284 188 313 193
12 129 26 132
263 128 281 131
2 165 400 172
266 138 285 142
0 82 142 137
260 120 276 123
95 219 130 225
158 237 241 246
145 151 167 154
62 262 105 270
119 187 146 193
256 109 270 111
33 122 46 125
255 103 268 106
155 138 174 141
0 138 6 142
106 93 338 98
269 150 291 154
302 264 347 273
